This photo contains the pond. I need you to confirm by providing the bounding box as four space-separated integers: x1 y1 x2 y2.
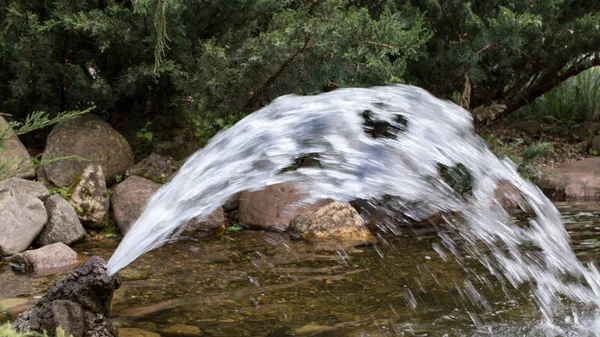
2 203 600 336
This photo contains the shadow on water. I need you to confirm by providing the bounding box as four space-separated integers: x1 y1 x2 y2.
2 203 600 336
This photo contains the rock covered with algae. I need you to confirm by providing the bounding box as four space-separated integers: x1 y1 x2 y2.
12 256 121 337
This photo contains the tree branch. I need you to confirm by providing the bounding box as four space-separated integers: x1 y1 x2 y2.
245 36 313 108
500 61 598 117
365 41 398 50
476 35 507 55
435 0 451 23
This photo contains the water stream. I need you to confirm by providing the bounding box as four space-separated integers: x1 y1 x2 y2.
106 85 600 335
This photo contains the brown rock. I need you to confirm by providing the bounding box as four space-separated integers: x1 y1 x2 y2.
494 181 524 209
111 176 161 234
290 202 375 242
538 158 600 201
238 182 329 231
182 207 226 235
10 243 81 275
41 114 134 187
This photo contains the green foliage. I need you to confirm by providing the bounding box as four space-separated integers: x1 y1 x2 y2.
1 0 597 141
380 0 600 116
136 121 153 142
482 134 554 180
226 225 243 232
0 0 430 146
439 163 473 196
0 323 69 337
510 67 600 126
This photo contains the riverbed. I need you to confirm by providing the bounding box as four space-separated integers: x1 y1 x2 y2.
2 203 600 336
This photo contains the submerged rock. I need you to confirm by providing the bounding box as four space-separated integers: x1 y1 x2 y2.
238 182 329 231
70 164 110 228
111 175 161 234
0 189 47 256
10 242 81 275
0 177 49 200
290 202 375 243
119 328 160 337
163 324 202 336
13 256 120 337
37 195 86 246
41 114 134 187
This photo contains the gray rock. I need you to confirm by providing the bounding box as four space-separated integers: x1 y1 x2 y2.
10 242 81 275
182 207 226 235
238 182 330 231
111 176 161 234
125 152 175 183
37 195 85 246
41 114 134 187
0 116 35 179
0 189 47 255
0 177 49 200
13 256 120 337
70 164 109 228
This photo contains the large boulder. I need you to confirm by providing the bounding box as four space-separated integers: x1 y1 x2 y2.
10 242 81 275
290 202 375 243
238 182 329 231
37 195 86 246
12 256 120 337
0 116 35 179
538 158 600 201
70 164 110 228
0 189 47 255
41 114 134 187
0 177 49 200
182 207 226 236
125 153 176 184
111 176 161 234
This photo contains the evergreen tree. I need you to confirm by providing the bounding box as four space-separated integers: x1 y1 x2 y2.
389 0 600 119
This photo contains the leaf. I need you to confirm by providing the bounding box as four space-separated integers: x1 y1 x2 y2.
226 225 243 232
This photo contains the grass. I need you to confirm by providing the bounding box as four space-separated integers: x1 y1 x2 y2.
0 324 68 337
510 67 600 127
